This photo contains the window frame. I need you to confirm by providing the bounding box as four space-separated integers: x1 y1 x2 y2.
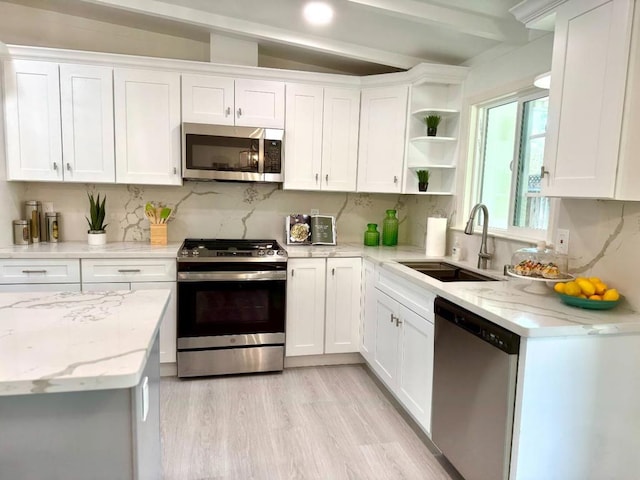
467 87 555 243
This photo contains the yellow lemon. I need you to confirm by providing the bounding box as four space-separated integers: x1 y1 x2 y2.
594 282 608 295
577 279 596 297
589 277 602 284
575 276 588 283
578 294 587 299
603 289 620 301
554 282 566 294
589 295 602 301
564 281 581 297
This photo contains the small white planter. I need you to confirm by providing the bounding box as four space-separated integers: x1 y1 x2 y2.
87 231 107 246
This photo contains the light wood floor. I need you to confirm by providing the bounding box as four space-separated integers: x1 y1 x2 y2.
161 364 459 480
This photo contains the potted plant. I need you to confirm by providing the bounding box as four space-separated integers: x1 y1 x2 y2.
424 115 441 136
86 193 108 245
416 169 430 192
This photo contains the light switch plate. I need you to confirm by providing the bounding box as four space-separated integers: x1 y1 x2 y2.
310 209 319 215
556 229 570 255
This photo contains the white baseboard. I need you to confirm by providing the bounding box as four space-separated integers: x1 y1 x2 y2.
284 352 365 368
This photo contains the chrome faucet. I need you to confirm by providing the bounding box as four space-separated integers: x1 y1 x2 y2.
464 203 492 269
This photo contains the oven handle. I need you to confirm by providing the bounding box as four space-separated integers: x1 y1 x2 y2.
178 270 287 282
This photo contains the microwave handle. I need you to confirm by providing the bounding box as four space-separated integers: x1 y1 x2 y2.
258 137 265 174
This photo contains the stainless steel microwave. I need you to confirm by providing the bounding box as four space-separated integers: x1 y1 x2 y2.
182 123 284 182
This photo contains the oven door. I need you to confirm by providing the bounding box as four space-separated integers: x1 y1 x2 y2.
177 268 286 348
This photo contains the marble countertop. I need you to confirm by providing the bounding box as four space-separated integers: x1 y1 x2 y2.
0 289 170 396
0 241 182 259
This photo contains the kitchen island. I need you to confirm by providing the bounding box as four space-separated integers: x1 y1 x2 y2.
0 289 170 480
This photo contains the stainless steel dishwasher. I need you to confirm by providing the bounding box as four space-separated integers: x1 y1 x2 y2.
432 297 520 480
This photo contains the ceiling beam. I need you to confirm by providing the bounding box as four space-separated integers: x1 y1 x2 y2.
347 0 528 43
76 0 424 69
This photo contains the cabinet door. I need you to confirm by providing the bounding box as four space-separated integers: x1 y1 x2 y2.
542 0 633 198
181 74 234 125
397 304 434 433
357 86 408 193
3 60 62 181
285 258 326 356
132 282 177 364
373 290 400 386
60 64 115 183
283 83 324 190
234 79 285 128
321 88 360 192
114 68 181 185
325 258 361 354
360 260 377 363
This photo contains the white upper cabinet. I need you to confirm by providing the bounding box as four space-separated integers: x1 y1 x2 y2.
3 60 62 181
3 60 114 183
542 0 635 198
181 74 234 125
114 68 182 186
182 75 284 128
357 85 408 193
284 84 359 192
60 64 115 183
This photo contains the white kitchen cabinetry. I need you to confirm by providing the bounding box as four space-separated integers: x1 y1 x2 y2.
357 85 408 193
182 74 284 128
360 259 377 363
404 80 463 195
367 269 436 433
542 0 638 199
286 258 361 356
284 84 360 191
3 60 115 183
81 258 177 364
0 258 81 292
114 68 181 185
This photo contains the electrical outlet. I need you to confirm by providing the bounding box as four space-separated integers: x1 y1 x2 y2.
310 209 319 215
556 229 570 255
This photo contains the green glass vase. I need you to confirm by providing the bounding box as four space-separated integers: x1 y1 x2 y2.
382 210 398 246
364 223 380 246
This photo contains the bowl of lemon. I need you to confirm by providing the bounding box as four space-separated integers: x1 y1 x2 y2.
554 277 622 310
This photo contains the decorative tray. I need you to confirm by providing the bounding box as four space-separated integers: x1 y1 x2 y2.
556 293 622 310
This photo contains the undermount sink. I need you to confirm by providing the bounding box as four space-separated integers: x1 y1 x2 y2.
398 261 498 282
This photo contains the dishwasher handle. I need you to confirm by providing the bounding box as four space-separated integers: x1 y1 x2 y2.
434 296 520 354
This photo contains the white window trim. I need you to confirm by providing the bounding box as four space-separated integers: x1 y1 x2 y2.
461 86 558 245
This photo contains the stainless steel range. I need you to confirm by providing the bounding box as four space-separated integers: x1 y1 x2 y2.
177 239 287 377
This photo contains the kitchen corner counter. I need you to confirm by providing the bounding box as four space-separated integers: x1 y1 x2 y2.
0 241 182 259
0 289 170 396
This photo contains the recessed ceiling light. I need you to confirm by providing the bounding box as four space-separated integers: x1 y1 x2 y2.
303 2 334 26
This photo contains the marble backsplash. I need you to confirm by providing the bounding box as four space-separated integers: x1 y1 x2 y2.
20 182 452 247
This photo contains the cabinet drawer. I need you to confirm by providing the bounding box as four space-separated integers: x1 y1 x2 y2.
81 258 176 283
0 259 80 284
377 269 436 322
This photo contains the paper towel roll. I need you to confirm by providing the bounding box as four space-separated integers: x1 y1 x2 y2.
426 217 447 256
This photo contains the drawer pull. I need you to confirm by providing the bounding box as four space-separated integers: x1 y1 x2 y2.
22 269 47 274
117 269 142 273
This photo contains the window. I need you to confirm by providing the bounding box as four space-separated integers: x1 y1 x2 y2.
471 90 551 239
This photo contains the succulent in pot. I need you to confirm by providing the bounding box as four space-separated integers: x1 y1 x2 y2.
424 115 441 136
416 169 430 192
86 193 108 245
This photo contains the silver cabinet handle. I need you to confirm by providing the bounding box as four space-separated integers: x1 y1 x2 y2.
395 317 403 327
390 313 395 323
291 269 294 277
118 269 141 273
237 107 242 117
332 268 335 276
53 162 58 171
173 167 177 174
325 174 329 184
22 269 47 274
226 107 231 116
66 163 71 171
540 165 550 178
393 175 398 184
315 173 319 183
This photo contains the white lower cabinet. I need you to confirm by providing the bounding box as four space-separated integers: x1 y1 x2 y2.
364 267 436 434
286 257 361 356
81 258 177 364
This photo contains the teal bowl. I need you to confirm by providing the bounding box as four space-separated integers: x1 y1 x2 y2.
557 293 622 310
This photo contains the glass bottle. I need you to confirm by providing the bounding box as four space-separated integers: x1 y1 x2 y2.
364 223 380 246
382 209 398 246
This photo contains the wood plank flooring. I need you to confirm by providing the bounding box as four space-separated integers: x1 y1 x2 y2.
161 364 458 480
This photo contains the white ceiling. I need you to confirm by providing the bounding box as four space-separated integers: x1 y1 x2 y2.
6 0 530 75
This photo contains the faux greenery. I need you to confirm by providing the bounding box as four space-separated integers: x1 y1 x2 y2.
86 193 108 233
416 169 430 183
424 115 441 129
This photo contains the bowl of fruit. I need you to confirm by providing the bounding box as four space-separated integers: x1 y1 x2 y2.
554 277 622 310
